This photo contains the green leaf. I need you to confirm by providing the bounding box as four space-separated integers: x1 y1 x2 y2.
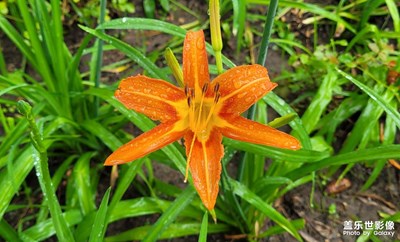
22 210 82 241
74 152 97 216
98 17 186 37
143 0 156 18
301 67 337 134
223 138 328 162
198 212 208 242
0 219 22 242
80 25 170 81
96 17 235 68
105 223 231 241
82 120 123 151
89 187 111 242
287 145 400 180
143 187 196 242
337 68 400 129
229 179 302 241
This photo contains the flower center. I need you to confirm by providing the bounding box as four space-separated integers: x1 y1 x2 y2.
183 83 221 182
186 83 220 142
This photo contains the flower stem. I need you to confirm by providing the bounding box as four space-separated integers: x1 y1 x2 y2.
17 100 74 241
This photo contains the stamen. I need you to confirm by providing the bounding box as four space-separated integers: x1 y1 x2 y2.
185 135 196 182
214 92 220 103
201 141 211 203
185 85 207 182
204 92 220 126
187 96 191 107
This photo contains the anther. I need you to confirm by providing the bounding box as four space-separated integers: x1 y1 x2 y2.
214 83 220 93
190 88 195 98
187 96 191 107
184 85 189 96
202 83 209 94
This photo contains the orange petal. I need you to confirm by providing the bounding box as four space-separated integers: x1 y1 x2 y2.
115 75 186 122
183 30 210 93
105 122 187 165
214 65 277 115
184 130 223 210
218 116 301 150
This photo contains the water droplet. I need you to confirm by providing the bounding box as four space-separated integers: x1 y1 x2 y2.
237 92 247 98
234 81 241 89
196 38 205 50
122 17 127 23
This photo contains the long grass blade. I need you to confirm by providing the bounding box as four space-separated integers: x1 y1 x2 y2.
105 223 231 241
143 187 196 242
230 179 302 241
224 138 328 162
287 145 400 180
337 68 400 129
73 152 97 216
89 187 111 242
198 211 208 242
80 25 170 81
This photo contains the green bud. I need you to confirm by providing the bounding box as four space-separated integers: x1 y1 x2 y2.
17 100 32 117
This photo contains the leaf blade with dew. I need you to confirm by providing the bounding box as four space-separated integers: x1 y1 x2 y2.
223 138 328 162
88 187 111 242
336 68 400 129
301 66 337 134
73 152 97 216
22 210 82 241
95 17 236 68
82 120 123 151
80 25 170 81
142 187 196 242
286 145 400 180
105 223 231 241
229 179 303 241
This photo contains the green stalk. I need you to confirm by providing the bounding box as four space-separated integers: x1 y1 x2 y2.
247 0 279 121
240 0 279 179
91 0 106 117
17 100 74 241
209 0 224 74
17 0 55 92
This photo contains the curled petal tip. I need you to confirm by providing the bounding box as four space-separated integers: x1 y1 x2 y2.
104 157 126 166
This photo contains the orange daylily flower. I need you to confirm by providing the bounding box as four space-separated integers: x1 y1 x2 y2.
105 30 301 210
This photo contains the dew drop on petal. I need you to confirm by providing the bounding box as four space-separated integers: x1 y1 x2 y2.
245 96 253 103
196 37 205 50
